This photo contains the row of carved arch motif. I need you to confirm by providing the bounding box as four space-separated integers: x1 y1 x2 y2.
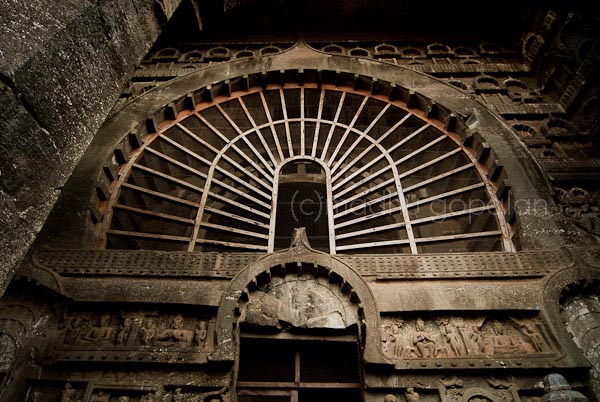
313 42 514 59
147 44 293 64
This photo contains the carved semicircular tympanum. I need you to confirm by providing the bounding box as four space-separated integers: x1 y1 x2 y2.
99 85 514 254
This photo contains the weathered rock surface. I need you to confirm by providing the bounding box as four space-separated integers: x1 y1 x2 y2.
0 0 181 293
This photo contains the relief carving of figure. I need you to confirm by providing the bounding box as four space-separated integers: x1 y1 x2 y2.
381 322 403 359
439 318 466 356
440 376 464 402
519 322 546 352
81 314 115 345
140 319 157 346
140 392 158 402
64 317 88 345
244 296 281 328
117 397 130 402
409 318 440 358
194 321 208 347
405 388 420 402
60 382 78 402
488 321 522 354
383 395 398 402
156 315 194 346
171 388 188 402
117 317 133 346
90 391 110 402
468 325 484 354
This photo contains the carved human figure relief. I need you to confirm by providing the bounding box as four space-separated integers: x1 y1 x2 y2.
380 315 556 361
90 390 110 402
60 382 78 402
241 275 358 330
156 314 194 346
405 388 420 402
408 318 442 358
439 318 467 357
81 314 115 345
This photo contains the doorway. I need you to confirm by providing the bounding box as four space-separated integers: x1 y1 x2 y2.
237 335 363 402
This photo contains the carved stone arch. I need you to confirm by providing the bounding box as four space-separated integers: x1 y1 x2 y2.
552 274 600 396
39 40 565 253
462 389 501 402
212 229 386 364
542 260 600 370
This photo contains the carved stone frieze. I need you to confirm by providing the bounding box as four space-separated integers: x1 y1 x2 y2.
51 310 215 364
26 381 229 402
380 315 559 368
31 249 574 281
240 274 359 330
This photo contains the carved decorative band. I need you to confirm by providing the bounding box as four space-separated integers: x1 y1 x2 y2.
33 249 573 280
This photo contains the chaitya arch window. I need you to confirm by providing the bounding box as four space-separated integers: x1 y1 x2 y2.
99 84 514 254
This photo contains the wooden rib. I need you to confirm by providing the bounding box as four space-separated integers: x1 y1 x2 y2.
121 183 200 208
327 95 369 166
195 238 268 251
174 124 272 201
204 206 269 228
133 164 204 193
336 238 410 251
176 123 221 154
333 123 431 189
320 92 346 160
145 147 208 180
386 123 431 154
195 112 272 190
200 221 269 240
239 97 278 167
213 165 271 200
153 138 271 202
210 178 271 209
300 87 305 155
404 164 473 193
207 191 270 219
260 91 285 161
216 104 275 177
336 221 407 240
398 148 462 179
160 133 269 200
334 165 392 200
279 88 294 157
414 230 502 243
332 113 412 182
333 191 398 219
334 206 403 229
394 135 447 166
331 103 390 173
410 204 495 226
390 162 418 254
107 229 190 242
333 153 386 192
113 204 196 225
333 177 395 209
158 134 212 166
406 182 485 209
310 89 326 157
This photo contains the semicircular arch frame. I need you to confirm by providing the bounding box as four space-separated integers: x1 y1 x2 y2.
38 41 564 252
211 233 387 364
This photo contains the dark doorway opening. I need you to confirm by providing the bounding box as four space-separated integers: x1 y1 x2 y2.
275 161 329 252
237 336 362 402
